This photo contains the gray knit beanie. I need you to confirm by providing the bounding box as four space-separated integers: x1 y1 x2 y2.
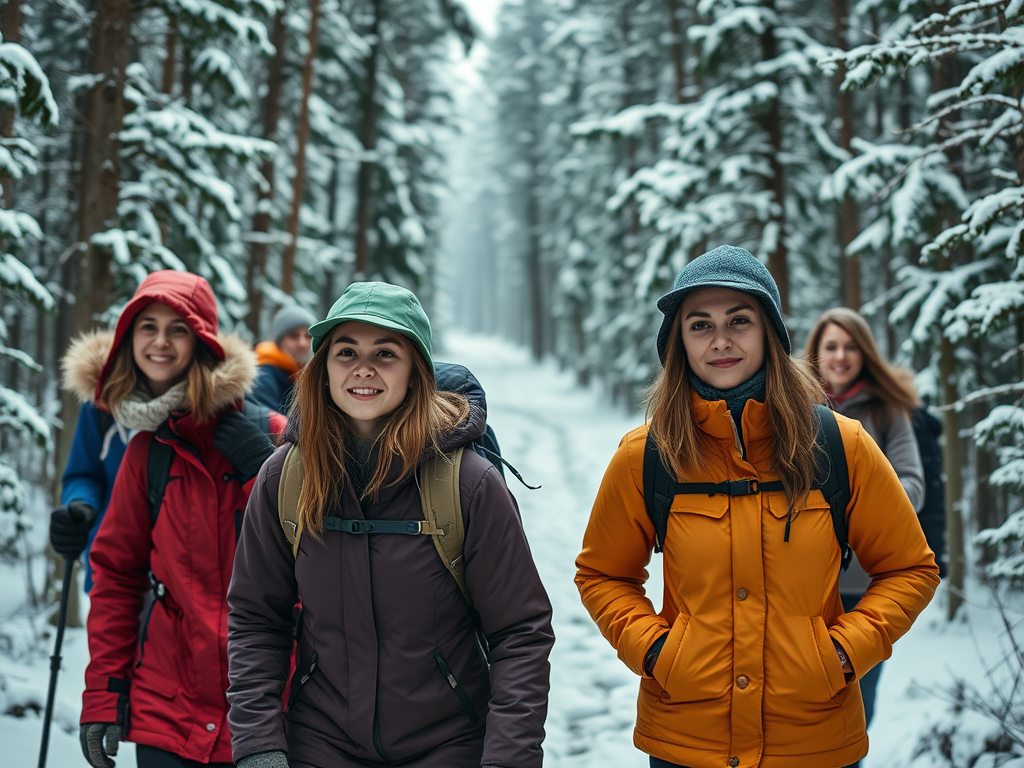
272 304 317 345
656 245 791 362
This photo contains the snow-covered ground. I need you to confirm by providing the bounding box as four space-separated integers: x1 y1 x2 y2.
0 332 1016 767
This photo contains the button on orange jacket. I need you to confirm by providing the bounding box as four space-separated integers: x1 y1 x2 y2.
575 395 939 768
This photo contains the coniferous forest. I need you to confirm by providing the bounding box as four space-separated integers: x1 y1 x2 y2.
1 0 1023 762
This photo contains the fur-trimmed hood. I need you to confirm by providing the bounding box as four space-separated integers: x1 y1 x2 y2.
61 329 258 414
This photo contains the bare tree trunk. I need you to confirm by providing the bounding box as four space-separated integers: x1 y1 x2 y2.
760 0 788 314
354 0 382 278
666 0 686 103
75 0 130 336
54 0 131 629
833 0 860 309
162 15 177 95
0 0 23 208
939 332 965 618
281 0 322 297
246 3 289 337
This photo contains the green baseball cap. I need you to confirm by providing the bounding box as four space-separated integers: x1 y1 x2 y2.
309 282 433 371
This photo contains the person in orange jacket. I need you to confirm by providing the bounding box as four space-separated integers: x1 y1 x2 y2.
575 245 939 768
251 304 317 414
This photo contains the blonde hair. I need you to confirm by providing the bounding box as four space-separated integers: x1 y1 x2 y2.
96 327 220 424
645 299 826 508
803 307 918 414
294 332 470 538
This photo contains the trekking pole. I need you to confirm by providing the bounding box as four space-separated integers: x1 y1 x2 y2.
37 556 75 768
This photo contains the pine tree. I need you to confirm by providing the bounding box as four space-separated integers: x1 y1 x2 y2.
0 32 57 554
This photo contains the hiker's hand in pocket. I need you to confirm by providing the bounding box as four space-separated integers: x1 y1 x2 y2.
80 722 121 768
49 501 96 560
214 410 274 483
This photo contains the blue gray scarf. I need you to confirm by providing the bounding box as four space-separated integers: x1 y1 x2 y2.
689 368 767 440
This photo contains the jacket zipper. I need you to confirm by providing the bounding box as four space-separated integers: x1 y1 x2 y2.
434 652 480 724
288 652 318 709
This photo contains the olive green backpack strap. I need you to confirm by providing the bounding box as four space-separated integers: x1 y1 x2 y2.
278 445 304 557
420 447 472 609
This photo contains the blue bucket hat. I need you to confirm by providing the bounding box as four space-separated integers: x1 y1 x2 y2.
656 245 791 362
309 282 433 374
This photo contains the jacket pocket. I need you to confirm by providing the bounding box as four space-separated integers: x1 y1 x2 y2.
765 615 846 712
288 651 319 710
651 612 728 704
810 617 849 699
434 651 480 724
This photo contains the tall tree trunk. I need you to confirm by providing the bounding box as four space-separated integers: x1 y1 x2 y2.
0 0 23 208
760 1 788 314
522 1 545 361
353 0 382 278
162 15 177 95
58 0 130 628
60 0 130 466
320 156 342 315
940 332 965 618
666 0 686 103
932 41 966 619
281 0 322 297
833 0 860 308
246 2 289 337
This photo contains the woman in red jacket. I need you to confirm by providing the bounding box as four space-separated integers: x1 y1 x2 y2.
77 271 285 768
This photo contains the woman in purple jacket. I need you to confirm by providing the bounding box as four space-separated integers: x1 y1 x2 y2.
226 282 554 768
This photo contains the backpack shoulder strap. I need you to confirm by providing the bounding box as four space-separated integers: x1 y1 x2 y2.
420 447 472 608
642 432 676 554
146 425 176 526
278 444 304 557
812 403 852 571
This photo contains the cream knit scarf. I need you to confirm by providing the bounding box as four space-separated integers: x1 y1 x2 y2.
111 381 188 433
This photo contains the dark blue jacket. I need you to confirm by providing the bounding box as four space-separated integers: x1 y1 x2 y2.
61 401 130 591
251 364 293 414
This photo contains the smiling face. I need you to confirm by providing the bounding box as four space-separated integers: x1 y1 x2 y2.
816 322 864 395
131 302 196 397
325 321 414 439
679 287 766 390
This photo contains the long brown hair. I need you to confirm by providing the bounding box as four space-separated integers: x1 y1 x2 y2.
96 325 220 423
803 307 918 413
294 330 470 538
645 299 826 509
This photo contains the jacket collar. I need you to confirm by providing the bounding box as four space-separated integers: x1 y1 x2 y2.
692 389 771 443
255 341 301 376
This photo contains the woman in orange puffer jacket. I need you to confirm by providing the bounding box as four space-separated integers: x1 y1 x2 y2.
575 246 939 768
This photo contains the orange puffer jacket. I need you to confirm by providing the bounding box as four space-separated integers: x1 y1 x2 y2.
575 395 940 768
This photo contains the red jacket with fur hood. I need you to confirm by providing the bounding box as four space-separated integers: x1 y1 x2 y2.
80 271 286 763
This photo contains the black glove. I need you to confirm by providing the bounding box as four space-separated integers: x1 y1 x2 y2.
214 410 275 483
49 501 97 560
644 632 670 677
80 722 121 768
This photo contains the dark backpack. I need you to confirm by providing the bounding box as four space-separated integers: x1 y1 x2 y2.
146 396 273 526
138 396 273 666
643 403 853 570
911 406 945 577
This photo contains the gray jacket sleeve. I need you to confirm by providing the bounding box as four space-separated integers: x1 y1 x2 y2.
226 446 297 762
882 408 925 513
